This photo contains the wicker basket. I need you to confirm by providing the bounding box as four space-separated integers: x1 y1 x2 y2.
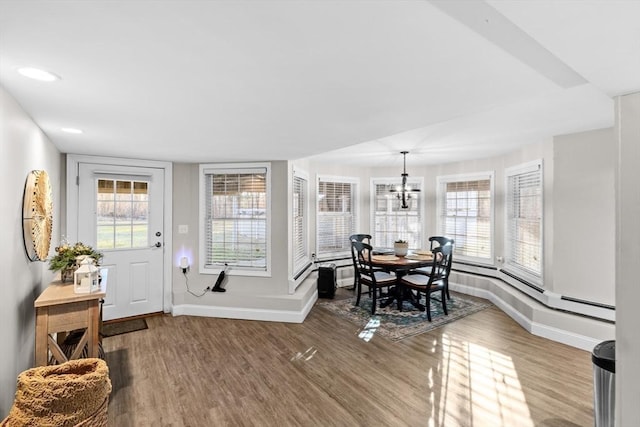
1 358 111 427
74 397 109 427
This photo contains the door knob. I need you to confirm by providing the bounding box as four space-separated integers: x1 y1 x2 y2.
152 242 162 248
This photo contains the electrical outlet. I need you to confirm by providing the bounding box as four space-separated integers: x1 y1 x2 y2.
178 224 188 234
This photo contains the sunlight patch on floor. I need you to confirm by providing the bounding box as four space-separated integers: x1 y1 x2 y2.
358 317 380 342
290 347 317 362
427 334 534 427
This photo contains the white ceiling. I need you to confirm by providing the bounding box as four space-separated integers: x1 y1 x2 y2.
1 0 638 167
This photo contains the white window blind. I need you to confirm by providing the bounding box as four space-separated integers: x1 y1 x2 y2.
293 172 308 274
317 177 357 257
437 175 493 261
372 180 422 249
203 167 268 270
506 161 542 279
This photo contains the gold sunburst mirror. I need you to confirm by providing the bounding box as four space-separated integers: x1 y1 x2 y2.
23 170 53 261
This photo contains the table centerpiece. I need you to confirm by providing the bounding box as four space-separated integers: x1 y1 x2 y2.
49 241 103 282
393 239 409 257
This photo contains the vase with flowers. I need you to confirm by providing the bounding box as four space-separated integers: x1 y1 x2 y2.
49 241 103 282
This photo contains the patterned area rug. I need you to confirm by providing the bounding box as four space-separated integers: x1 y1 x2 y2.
317 293 491 342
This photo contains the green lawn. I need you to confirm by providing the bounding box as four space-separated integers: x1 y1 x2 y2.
97 222 148 249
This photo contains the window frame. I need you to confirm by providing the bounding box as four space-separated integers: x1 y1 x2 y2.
370 176 424 249
199 162 271 277
315 175 359 260
436 171 494 265
292 167 310 277
504 159 543 285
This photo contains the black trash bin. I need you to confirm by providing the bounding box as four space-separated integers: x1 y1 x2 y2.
592 340 615 427
317 263 337 298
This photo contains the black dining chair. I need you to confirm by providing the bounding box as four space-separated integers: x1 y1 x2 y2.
429 236 454 251
352 241 396 315
349 234 372 245
348 234 372 290
419 236 454 300
399 244 452 321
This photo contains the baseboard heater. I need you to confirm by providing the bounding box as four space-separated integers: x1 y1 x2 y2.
561 295 615 311
293 262 313 281
499 268 544 293
452 265 615 321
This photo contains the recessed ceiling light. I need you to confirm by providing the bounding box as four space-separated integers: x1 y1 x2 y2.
17 67 61 82
61 127 83 134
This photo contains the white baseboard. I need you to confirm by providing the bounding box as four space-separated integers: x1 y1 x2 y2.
453 283 532 332
172 291 318 324
529 321 603 351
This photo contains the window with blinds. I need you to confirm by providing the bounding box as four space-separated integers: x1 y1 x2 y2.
437 174 493 262
317 176 357 257
293 171 308 274
505 161 543 281
200 164 269 273
371 179 422 249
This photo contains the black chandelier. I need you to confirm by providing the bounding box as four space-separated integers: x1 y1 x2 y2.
390 151 420 209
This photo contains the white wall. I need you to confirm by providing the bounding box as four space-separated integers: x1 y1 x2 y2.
0 87 62 417
554 128 615 306
616 91 640 426
171 161 317 321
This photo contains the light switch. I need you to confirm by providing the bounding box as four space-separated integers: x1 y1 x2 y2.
178 225 189 234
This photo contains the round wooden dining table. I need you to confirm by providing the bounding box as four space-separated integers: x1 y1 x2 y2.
369 252 434 311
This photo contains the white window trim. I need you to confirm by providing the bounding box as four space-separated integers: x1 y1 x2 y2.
292 166 311 278
436 171 495 265
316 174 359 260
370 176 424 249
198 162 272 277
503 159 543 286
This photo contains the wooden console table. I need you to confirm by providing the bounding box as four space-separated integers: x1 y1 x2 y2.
34 274 107 366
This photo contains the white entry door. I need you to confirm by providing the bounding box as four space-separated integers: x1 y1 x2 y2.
77 163 164 320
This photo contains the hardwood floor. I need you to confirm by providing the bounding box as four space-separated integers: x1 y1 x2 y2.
103 290 593 426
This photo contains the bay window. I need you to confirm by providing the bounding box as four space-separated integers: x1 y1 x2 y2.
437 173 493 263
505 160 543 283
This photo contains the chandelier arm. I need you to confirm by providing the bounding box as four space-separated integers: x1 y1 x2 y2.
391 151 419 209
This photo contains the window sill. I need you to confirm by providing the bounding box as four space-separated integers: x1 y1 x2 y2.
200 267 271 278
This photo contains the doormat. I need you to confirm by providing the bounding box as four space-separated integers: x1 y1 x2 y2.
102 318 148 337
317 293 490 342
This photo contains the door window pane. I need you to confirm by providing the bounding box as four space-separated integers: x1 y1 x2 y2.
97 179 149 250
